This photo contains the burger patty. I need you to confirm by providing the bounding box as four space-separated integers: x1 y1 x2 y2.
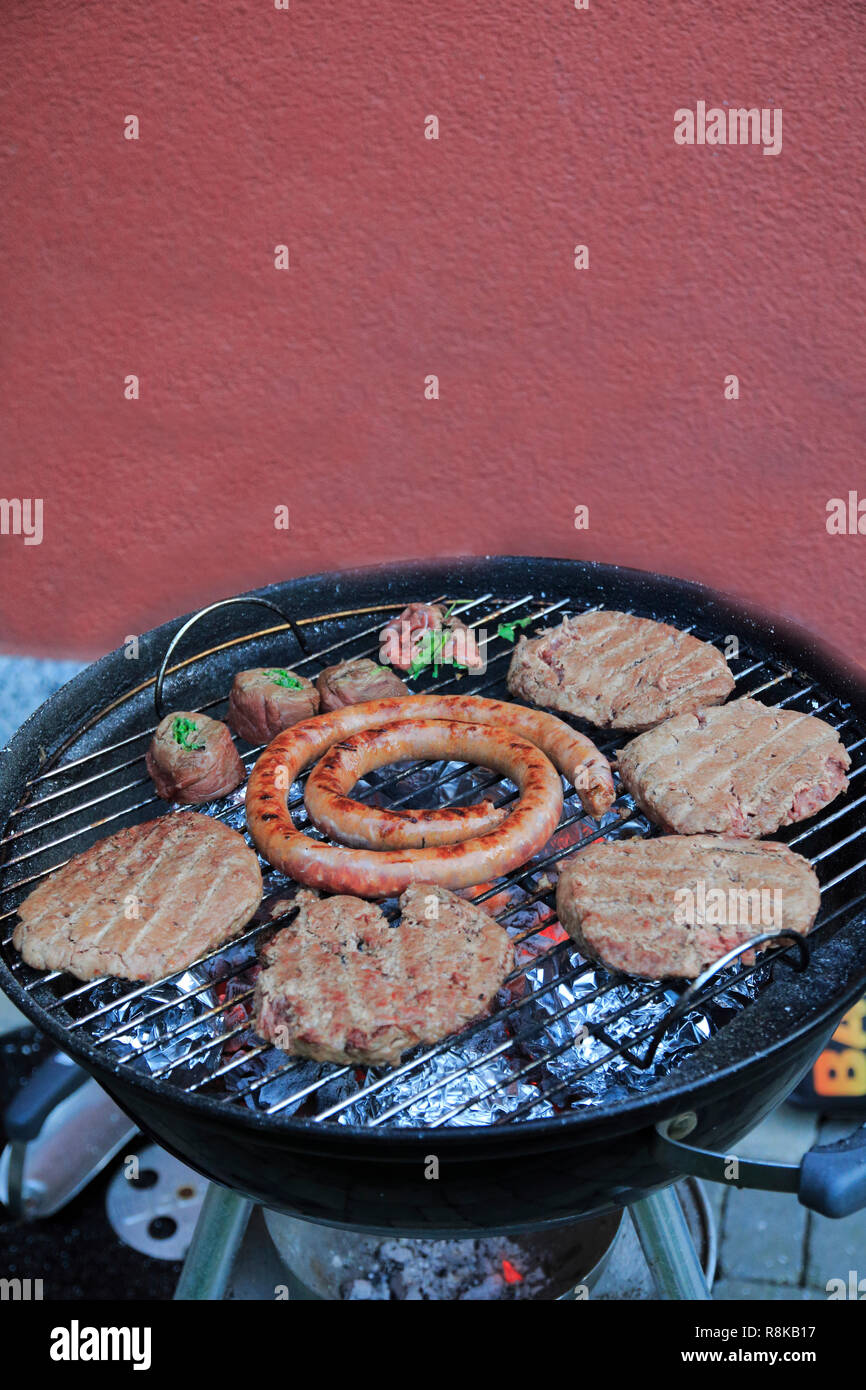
13 813 263 982
617 697 850 837
556 835 820 979
253 884 513 1066
507 610 734 731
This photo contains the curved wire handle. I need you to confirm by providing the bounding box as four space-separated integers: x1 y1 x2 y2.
154 596 314 720
631 928 812 1071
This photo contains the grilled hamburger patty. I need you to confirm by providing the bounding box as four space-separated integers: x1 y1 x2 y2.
507 610 734 731
146 711 246 803
253 884 513 1065
227 667 319 744
617 697 850 837
556 835 820 979
13 813 263 982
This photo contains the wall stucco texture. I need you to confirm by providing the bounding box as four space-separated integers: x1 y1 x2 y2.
1 0 864 666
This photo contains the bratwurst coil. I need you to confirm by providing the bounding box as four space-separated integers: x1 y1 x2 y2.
252 721 562 894
245 694 615 896
305 720 518 849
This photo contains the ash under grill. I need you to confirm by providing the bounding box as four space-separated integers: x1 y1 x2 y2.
1 591 865 1132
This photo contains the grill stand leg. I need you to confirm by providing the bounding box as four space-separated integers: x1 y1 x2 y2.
629 1187 711 1300
174 1183 253 1301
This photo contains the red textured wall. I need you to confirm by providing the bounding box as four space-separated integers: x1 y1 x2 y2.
1 0 864 666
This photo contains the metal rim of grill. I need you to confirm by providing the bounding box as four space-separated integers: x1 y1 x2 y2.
1 562 865 1138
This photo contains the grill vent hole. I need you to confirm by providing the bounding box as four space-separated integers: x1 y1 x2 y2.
148 1217 178 1241
130 1168 158 1190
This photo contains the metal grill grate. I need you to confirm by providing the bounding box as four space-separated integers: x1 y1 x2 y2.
1 592 865 1130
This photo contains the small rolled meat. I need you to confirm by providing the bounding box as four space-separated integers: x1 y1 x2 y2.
305 719 518 849
379 602 483 672
146 711 245 804
316 657 409 711
227 667 319 744
246 693 615 897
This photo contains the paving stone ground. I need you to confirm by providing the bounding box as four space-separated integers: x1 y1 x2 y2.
0 653 84 749
713 1278 818 1301
710 1104 865 1302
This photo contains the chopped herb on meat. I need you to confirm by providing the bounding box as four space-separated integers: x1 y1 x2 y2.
379 601 483 673
171 716 205 751
264 668 304 690
227 669 319 742
408 626 468 679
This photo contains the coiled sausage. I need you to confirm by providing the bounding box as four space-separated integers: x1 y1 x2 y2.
304 720 519 849
246 694 614 896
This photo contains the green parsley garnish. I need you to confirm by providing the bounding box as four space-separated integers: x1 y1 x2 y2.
404 602 476 678
497 616 534 643
171 716 205 751
408 626 469 679
264 668 304 690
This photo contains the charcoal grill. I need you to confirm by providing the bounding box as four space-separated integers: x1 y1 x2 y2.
1 557 865 1284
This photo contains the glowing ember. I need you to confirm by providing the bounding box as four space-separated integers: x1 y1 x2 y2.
501 1258 523 1284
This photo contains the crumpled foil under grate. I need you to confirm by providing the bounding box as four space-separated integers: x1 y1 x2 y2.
83 763 768 1129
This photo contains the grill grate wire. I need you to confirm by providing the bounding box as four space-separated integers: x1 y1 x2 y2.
1 592 864 1130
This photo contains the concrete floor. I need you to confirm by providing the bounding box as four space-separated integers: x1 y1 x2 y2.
0 655 862 1302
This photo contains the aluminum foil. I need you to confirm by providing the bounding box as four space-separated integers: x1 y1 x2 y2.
88 969 223 1088
516 940 766 1107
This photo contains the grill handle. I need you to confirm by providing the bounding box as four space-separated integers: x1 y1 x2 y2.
4 1052 86 1142
800 1125 866 1218
154 596 314 718
634 930 811 1071
654 1115 866 1218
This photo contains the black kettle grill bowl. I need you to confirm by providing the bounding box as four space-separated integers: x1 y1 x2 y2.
1 557 864 1235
